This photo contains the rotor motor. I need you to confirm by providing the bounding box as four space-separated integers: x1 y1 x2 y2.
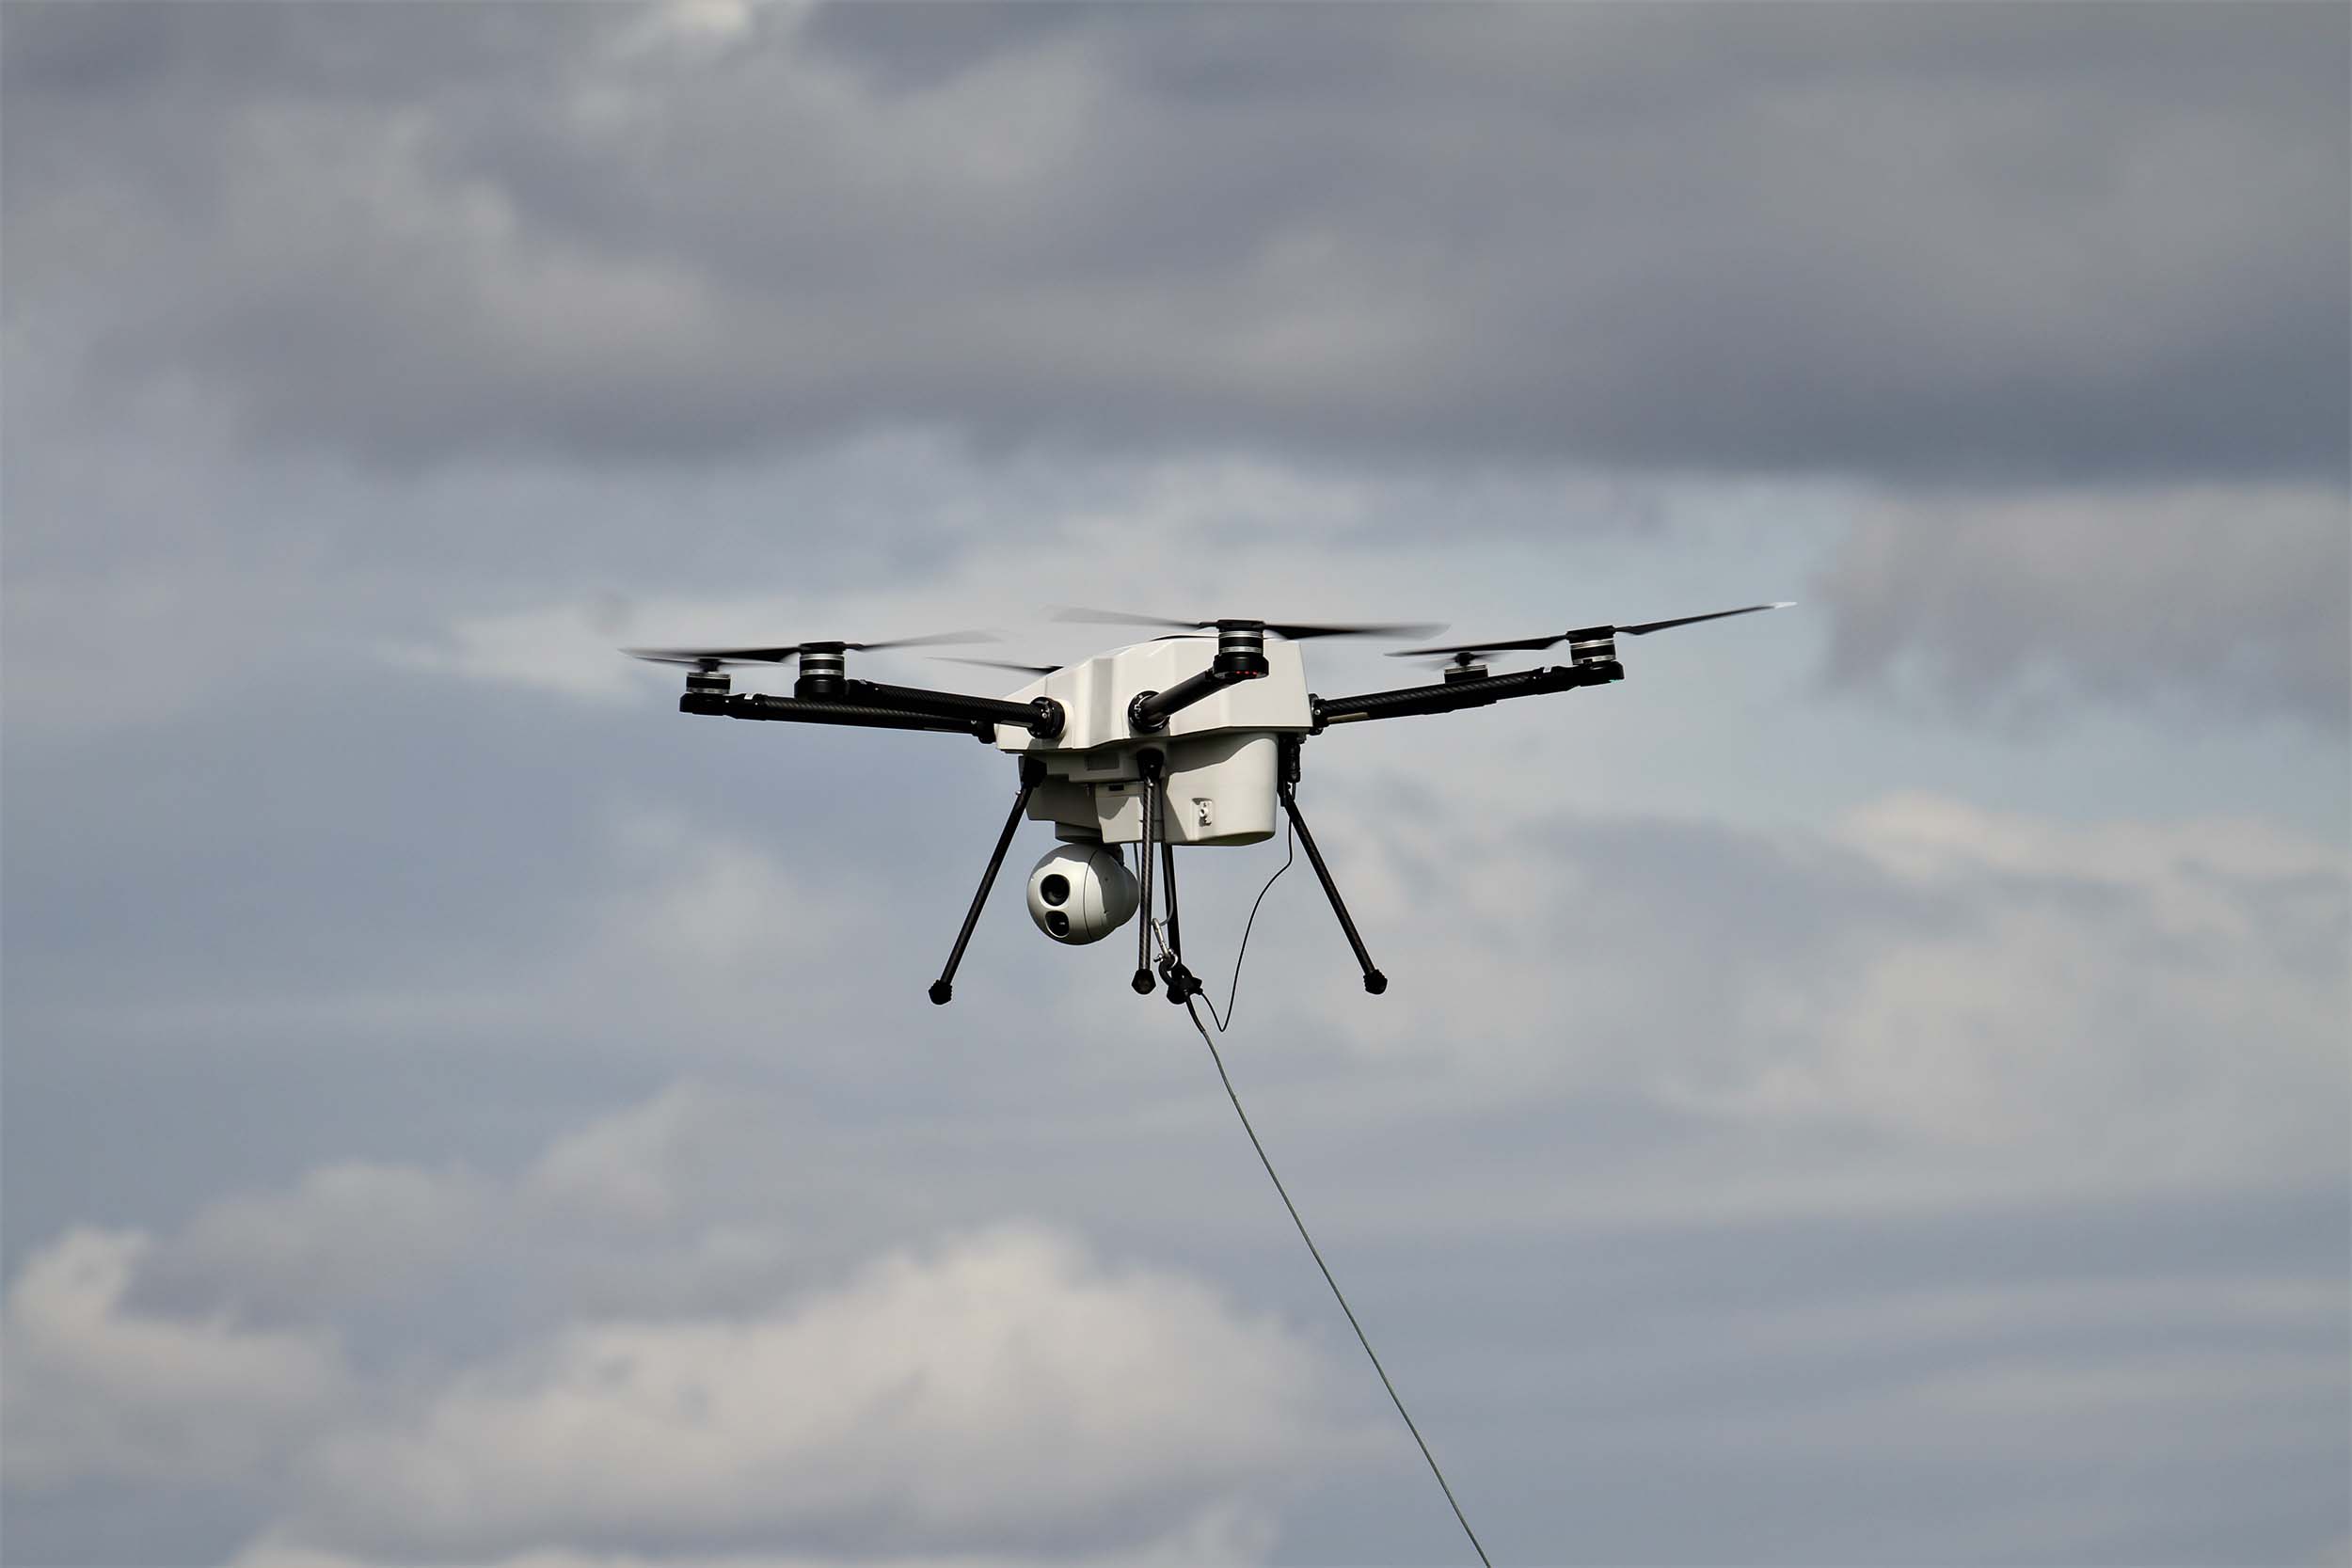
1565 626 1617 668
1025 843 1139 944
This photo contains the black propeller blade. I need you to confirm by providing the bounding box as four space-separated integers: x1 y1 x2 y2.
625 630 997 669
938 656 1062 677
1618 603 1796 637
1260 619 1450 641
1048 607 1200 633
1053 606 1445 641
1390 602 1792 662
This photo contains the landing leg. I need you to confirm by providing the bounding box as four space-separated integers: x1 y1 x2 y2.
930 759 1043 1005
1277 764 1389 996
1132 753 1161 995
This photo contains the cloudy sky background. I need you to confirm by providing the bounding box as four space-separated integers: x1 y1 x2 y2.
4 4 2346 1564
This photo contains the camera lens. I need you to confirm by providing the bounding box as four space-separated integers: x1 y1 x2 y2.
1046 911 1071 938
1040 873 1070 907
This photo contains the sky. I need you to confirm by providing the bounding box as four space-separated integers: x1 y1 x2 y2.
2 4 2346 1565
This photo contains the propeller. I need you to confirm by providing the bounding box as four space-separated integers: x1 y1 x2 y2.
1052 606 1446 641
625 630 997 670
1389 602 1792 665
938 656 1062 678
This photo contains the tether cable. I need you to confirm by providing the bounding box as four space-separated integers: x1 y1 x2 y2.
1166 974 1494 1565
1152 822 1295 1034
1199 819 1294 1033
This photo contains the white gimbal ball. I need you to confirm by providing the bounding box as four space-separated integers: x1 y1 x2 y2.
1025 843 1138 944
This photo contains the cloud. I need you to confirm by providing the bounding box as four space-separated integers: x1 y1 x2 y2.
384 601 656 705
1277 780 2348 1209
138 1163 493 1323
1818 483 2350 729
1 1229 351 1491
229 1505 1278 1568
4 8 2343 1560
7 4 2343 481
334 777 2341 1268
6 771 2344 1563
278 1225 1350 1561
1745 793 2348 1162
0 1087 1362 1559
4 1197 1358 1563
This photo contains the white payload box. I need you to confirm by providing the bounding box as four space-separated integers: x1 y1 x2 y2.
993 636 1309 847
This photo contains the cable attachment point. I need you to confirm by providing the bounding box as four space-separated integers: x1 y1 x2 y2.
1161 957 1204 1004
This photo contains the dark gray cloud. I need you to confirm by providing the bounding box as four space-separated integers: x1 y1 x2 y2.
1818 483 2350 728
6 2 2344 481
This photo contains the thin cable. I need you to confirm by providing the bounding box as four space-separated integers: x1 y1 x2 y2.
1173 988 1495 1567
1197 819 1295 1033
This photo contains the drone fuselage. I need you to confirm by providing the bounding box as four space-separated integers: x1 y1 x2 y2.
993 636 1310 847
633 599 1786 1002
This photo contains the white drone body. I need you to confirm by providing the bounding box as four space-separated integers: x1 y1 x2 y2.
995 635 1310 849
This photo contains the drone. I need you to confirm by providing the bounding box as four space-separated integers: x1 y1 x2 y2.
627 602 1790 1006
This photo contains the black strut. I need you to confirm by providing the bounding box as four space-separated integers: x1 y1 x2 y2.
929 757 1045 1005
1158 833 1202 1004
1277 736 1389 995
1132 752 1162 995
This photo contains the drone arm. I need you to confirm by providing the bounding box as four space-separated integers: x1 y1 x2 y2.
848 679 1067 740
683 690 994 738
675 675 1062 740
1128 637 1275 733
1310 661 1621 729
1130 667 1239 731
1129 660 1273 731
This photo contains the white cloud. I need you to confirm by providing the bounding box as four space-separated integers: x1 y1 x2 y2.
382 599 656 704
1722 793 2350 1166
524 1080 735 1228
1280 780 2346 1204
148 1162 493 1319
2 1151 1358 1562
275 1225 1349 1560
231 1498 1277 1568
1 1228 351 1490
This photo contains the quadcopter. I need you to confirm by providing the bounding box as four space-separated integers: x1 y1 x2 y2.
627 602 1789 1006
